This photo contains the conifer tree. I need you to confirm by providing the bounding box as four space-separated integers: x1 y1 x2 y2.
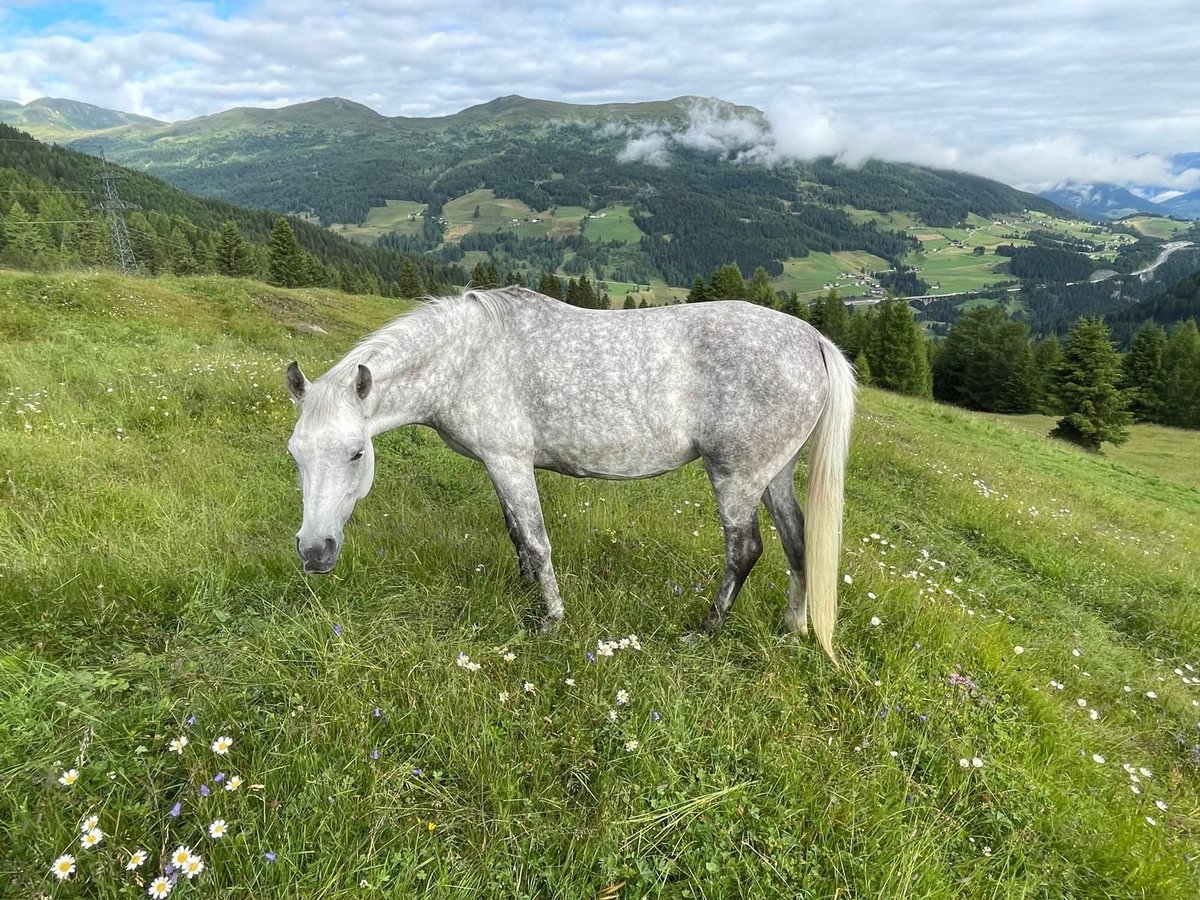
537 272 564 299
1160 320 1200 429
1121 321 1168 422
815 289 851 352
1032 334 1063 414
688 275 711 302
216 221 252 277
1050 316 1131 450
853 350 872 386
397 258 424 299
268 217 307 287
932 305 1033 412
865 296 931 398
711 263 745 299
168 226 197 275
746 266 775 306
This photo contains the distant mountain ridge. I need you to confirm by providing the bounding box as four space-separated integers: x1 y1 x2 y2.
0 97 163 138
1 92 1072 291
1040 151 1200 222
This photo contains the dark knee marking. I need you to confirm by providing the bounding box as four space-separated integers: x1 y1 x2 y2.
729 525 763 576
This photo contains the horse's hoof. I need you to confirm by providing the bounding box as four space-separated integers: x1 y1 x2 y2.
783 610 808 638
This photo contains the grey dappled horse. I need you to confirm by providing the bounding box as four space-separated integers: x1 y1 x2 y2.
286 288 856 660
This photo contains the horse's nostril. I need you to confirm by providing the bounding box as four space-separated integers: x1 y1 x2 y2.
323 537 337 555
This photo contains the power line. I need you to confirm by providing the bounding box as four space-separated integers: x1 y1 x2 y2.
0 189 97 194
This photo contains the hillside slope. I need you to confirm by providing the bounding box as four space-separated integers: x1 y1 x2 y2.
1 273 1198 897
4 94 1069 288
0 123 460 291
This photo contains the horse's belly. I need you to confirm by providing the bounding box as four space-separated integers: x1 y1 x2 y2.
533 433 698 480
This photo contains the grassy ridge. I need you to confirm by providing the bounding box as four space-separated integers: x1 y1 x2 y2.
1 272 1199 897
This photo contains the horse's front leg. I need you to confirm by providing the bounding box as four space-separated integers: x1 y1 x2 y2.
484 455 564 632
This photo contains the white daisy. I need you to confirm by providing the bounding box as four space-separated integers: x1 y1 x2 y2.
51 854 76 880
169 735 188 754
624 739 639 751
80 827 104 849
126 849 148 871
183 854 205 878
225 775 243 791
208 819 228 839
211 736 233 755
1155 799 1168 812
171 845 193 867
58 768 79 786
148 875 173 897
79 814 99 832
1092 753 1105 764
615 689 630 706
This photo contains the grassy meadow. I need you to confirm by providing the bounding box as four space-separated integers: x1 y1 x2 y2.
2 271 1199 898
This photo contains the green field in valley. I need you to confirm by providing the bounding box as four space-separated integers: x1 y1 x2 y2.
2 271 1198 897
774 251 892 298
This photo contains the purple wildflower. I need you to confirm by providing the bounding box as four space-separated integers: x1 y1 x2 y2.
264 852 277 863
199 784 210 797
186 714 197 727
169 802 182 817
333 624 343 637
213 772 225 783
651 710 662 722
412 768 423 777
948 672 979 692
373 707 382 718
918 713 928 724
877 707 889 719
587 652 596 664
370 748 380 760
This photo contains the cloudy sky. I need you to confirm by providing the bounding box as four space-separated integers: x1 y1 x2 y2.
3 0 1199 192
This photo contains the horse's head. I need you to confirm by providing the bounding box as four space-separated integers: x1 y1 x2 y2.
285 361 376 574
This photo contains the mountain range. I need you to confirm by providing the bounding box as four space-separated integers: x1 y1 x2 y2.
0 94 1075 290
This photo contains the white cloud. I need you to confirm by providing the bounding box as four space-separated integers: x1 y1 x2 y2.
617 132 671 167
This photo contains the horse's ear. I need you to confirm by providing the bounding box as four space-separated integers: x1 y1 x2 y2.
286 361 308 403
355 364 372 401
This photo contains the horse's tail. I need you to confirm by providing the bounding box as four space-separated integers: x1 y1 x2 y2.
806 336 857 665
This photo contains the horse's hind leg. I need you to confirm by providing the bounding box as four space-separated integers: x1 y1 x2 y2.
763 459 807 636
692 468 764 634
484 455 564 631
496 495 535 583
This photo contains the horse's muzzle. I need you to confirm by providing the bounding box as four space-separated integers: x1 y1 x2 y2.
297 536 339 574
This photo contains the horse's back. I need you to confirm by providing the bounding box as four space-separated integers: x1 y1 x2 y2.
460 297 830 475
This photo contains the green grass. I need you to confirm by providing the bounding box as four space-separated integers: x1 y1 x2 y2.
775 251 890 297
582 206 644 244
1125 216 1194 240
331 200 429 243
3 271 1199 897
986 413 1200 492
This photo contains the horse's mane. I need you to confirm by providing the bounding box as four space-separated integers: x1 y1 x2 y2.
304 287 543 414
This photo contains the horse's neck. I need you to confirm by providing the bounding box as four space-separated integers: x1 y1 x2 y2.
363 310 479 435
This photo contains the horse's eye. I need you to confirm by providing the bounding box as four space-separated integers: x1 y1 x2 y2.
351 450 364 461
